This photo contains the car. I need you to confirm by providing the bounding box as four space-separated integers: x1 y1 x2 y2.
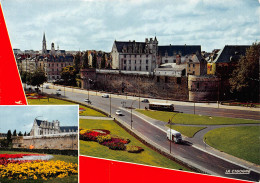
84 98 92 104
56 89 61 91
115 110 123 116
102 94 109 98
56 92 61 96
141 99 149 103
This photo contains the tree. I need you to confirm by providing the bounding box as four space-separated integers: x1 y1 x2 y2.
229 42 260 102
24 132 27 136
18 131 23 136
101 54 106 69
21 71 28 83
60 65 77 86
30 69 47 90
82 51 89 69
13 130 17 136
92 52 97 68
7 130 12 143
74 52 81 73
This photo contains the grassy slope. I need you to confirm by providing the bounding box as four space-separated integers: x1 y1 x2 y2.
80 119 189 171
204 126 260 165
27 98 105 117
136 109 260 125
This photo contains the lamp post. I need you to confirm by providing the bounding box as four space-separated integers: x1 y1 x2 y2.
109 93 112 117
168 113 179 153
130 99 138 129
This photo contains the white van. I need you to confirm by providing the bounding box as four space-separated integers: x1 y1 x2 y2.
167 129 182 143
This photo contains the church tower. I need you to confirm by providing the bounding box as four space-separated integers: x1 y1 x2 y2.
42 32 47 55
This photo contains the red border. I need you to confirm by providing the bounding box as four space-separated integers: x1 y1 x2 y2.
0 3 27 105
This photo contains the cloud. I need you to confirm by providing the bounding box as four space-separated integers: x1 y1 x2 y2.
1 0 259 52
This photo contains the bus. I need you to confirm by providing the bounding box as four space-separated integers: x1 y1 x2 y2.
148 102 174 112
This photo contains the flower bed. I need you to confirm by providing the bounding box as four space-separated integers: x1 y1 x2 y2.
0 154 78 180
126 145 144 153
80 128 142 152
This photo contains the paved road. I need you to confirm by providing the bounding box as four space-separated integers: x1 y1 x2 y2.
42 86 260 182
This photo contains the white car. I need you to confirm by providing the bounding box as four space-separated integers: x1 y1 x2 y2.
115 110 123 116
102 94 109 98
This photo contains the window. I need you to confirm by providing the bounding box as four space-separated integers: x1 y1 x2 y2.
177 77 181 84
124 66 126 70
197 82 199 89
157 76 160 82
146 55 148 58
124 55 126 58
129 60 131 64
165 60 168 63
135 60 136 64
135 66 136 70
193 64 195 68
165 76 168 83
139 66 141 71
189 64 190 67
146 66 148 71
146 60 148 64
124 60 126 64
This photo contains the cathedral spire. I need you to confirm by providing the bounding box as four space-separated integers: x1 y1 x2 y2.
42 32 47 55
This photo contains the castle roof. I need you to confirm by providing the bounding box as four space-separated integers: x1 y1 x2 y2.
158 45 201 56
35 119 44 126
114 41 146 53
214 45 250 63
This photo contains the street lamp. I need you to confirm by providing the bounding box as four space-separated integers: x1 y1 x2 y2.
109 93 112 117
130 99 138 129
168 113 179 153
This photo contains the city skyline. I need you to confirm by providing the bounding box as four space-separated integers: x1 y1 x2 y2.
1 0 260 52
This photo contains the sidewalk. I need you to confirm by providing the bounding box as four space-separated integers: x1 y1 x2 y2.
49 84 260 112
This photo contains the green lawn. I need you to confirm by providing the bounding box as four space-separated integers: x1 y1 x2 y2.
0 151 78 183
27 98 105 117
80 119 189 171
136 109 260 125
166 125 206 138
204 126 260 165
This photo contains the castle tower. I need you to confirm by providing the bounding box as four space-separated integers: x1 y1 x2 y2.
51 42 55 55
42 32 47 55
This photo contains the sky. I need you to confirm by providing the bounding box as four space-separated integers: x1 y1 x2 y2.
1 0 260 52
0 105 78 134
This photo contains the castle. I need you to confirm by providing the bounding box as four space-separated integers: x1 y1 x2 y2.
30 118 78 136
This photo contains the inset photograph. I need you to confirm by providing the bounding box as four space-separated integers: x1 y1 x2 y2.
0 105 78 182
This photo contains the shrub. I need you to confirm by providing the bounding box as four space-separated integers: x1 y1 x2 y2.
126 145 144 153
103 141 126 150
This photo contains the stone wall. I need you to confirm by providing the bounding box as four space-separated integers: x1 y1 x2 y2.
84 71 189 100
188 75 220 101
12 133 78 150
